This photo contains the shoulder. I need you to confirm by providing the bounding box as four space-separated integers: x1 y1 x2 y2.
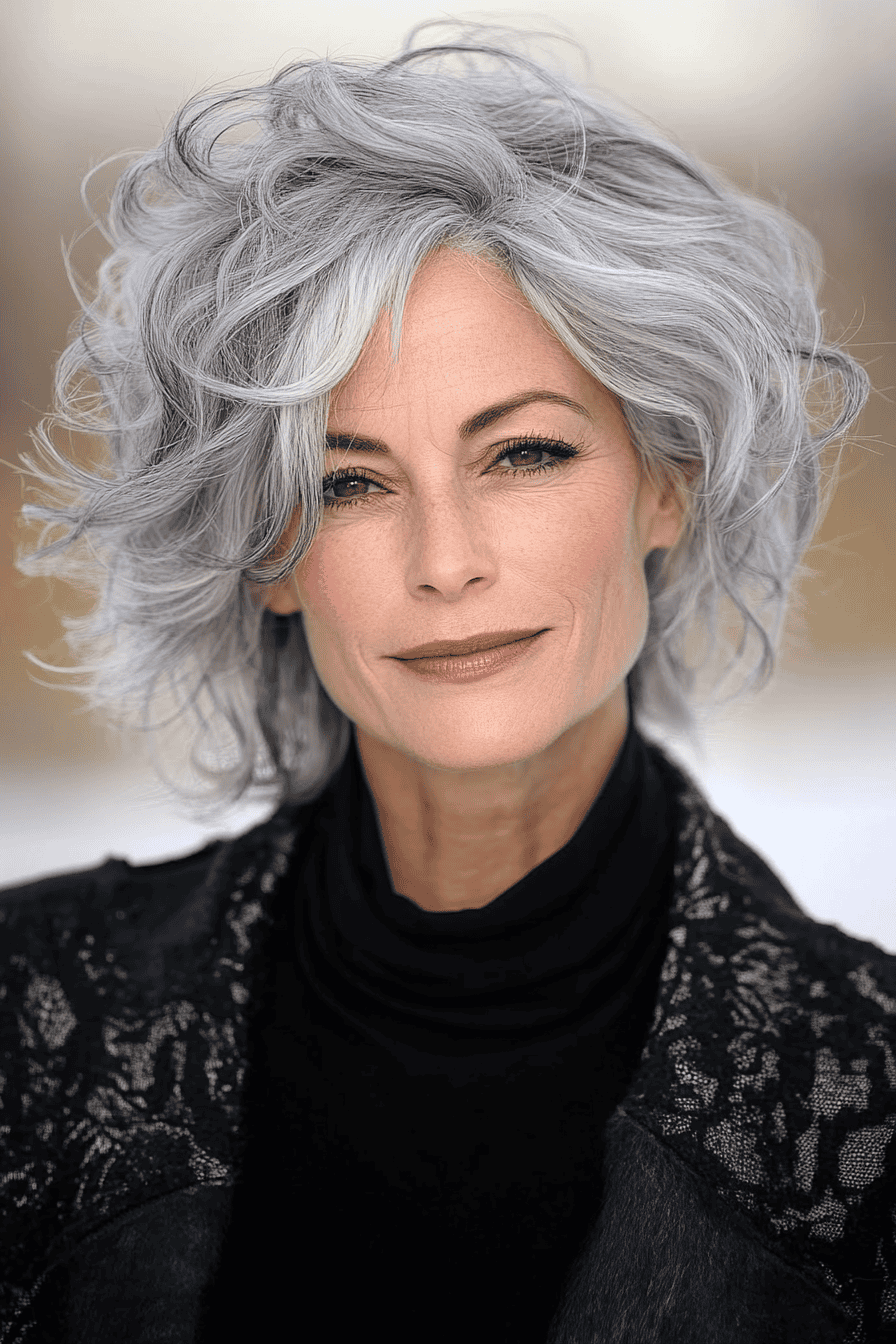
647 736 893 964
0 796 319 948
0 796 320 1039
0 841 226 985
631 740 896 1333
644 739 895 1082
0 796 320 1302
0 837 234 1125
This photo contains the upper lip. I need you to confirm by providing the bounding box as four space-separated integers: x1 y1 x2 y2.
391 629 546 659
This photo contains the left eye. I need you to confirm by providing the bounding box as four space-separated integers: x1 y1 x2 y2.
491 438 580 476
497 444 551 467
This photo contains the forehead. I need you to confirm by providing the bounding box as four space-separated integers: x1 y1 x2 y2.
328 248 604 423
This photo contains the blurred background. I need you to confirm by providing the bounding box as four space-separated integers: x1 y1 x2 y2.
1 2 894 950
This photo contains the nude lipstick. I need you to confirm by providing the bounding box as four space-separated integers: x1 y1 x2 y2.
390 629 547 684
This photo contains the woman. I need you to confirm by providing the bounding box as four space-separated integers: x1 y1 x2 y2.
1 21 893 1344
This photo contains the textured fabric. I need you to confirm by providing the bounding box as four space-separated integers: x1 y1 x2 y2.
196 718 675 1342
618 767 896 1340
547 1112 861 1343
0 740 894 1342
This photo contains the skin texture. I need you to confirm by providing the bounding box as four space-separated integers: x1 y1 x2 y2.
261 248 686 912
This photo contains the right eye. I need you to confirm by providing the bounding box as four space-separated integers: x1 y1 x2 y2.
320 470 387 508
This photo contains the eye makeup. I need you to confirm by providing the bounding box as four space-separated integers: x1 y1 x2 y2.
320 433 583 509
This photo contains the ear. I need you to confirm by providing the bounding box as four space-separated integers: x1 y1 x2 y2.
260 575 301 615
244 573 302 614
249 511 303 613
644 484 687 553
640 461 697 555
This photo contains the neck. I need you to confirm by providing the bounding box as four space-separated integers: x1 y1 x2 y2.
355 683 629 912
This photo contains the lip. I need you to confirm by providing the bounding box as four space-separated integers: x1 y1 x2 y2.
390 630 547 685
391 628 547 660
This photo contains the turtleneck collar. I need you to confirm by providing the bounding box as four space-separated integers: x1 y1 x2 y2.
293 685 675 1045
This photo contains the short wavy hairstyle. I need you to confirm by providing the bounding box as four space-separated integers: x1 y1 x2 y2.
15 19 869 817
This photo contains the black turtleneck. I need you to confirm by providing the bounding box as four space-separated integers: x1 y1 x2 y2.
199 696 676 1343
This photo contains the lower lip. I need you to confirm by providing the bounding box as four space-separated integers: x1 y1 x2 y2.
392 632 546 683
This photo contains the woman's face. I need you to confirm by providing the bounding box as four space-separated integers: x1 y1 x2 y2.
264 248 684 772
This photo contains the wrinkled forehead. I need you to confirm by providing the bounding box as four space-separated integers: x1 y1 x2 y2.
327 247 610 429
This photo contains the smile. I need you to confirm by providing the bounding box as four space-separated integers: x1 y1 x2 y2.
391 630 547 684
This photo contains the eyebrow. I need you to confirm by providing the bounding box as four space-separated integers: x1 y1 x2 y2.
324 389 593 454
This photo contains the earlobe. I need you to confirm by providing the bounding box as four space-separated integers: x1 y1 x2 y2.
657 493 687 551
263 576 302 615
253 517 304 614
246 574 302 615
643 484 687 555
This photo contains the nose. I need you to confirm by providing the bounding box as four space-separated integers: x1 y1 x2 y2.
403 488 498 601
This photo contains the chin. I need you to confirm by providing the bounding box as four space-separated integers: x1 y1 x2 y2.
380 709 569 774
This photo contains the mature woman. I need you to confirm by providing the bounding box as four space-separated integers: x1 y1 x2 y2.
1 21 893 1344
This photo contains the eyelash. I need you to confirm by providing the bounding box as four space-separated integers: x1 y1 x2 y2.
320 434 582 509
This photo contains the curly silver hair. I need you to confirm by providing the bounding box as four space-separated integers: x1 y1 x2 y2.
15 20 869 817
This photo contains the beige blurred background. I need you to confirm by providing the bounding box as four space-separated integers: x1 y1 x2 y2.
1 2 894 948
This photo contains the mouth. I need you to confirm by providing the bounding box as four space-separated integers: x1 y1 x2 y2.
391 628 548 660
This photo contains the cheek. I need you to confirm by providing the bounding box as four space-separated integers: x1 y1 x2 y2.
294 530 375 638
532 487 643 607
291 529 393 713
552 491 650 680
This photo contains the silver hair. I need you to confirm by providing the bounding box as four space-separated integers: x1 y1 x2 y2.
15 20 869 819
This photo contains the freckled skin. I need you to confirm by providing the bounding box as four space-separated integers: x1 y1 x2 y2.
261 249 686 911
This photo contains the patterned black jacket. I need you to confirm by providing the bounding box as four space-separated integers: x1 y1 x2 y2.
1 746 894 1343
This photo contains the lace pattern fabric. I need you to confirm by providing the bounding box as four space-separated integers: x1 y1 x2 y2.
0 826 297 1336
0 749 893 1341
622 759 896 1341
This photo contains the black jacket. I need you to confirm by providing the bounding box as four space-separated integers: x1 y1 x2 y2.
1 744 894 1342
